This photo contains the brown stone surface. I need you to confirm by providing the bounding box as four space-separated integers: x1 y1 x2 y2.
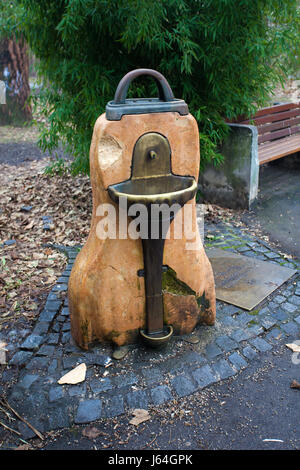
207 247 297 311
163 293 200 335
68 112 216 348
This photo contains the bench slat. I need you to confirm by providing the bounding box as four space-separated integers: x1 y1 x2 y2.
258 134 300 164
253 102 300 118
259 134 300 156
227 101 300 125
258 125 300 144
243 108 300 126
257 116 300 135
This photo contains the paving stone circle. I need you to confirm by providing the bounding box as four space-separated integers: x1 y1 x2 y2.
3 221 300 438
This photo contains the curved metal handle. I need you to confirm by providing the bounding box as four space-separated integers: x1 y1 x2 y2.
113 69 175 104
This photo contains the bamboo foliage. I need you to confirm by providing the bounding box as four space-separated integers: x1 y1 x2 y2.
0 0 299 173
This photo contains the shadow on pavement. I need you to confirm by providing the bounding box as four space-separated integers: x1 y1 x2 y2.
243 154 300 258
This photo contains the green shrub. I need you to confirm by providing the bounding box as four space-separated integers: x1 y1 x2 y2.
1 0 299 174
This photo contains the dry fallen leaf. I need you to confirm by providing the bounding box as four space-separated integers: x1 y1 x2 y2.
286 343 300 353
82 426 102 439
32 253 44 260
184 335 200 344
14 444 32 451
58 363 87 385
290 380 300 389
24 220 35 230
0 350 6 365
129 409 151 426
262 439 284 443
45 276 57 284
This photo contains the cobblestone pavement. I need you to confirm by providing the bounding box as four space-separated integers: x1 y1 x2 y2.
2 220 299 439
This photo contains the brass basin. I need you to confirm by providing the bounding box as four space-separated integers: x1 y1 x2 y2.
108 174 197 208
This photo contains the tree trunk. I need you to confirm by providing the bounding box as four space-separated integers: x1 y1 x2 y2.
0 36 32 125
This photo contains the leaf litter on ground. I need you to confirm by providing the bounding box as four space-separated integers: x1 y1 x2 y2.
0 156 92 330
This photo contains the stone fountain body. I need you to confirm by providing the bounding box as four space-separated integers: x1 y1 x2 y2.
68 69 216 349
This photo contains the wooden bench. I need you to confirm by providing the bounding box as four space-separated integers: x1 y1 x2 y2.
233 102 300 165
200 103 300 209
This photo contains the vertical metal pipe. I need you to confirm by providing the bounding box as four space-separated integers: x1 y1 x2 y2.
141 236 165 334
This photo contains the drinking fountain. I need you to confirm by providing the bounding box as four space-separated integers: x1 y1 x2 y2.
68 69 216 350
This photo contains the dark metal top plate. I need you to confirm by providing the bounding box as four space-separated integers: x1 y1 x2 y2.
105 98 189 121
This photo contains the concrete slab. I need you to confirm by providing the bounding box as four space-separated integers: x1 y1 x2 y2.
207 247 297 310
